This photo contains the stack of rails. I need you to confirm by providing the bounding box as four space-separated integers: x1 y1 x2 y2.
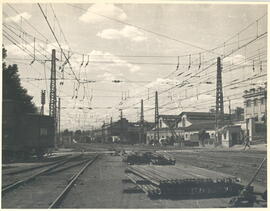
122 151 175 165
126 173 161 197
151 152 176 165
126 164 242 198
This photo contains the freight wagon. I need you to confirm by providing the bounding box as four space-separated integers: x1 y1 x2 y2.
3 100 55 160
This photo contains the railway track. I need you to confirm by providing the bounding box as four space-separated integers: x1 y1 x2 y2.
48 155 99 208
172 153 267 170
170 154 266 185
2 154 99 209
3 155 71 176
2 154 83 194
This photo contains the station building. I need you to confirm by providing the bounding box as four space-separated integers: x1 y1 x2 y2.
146 112 232 146
243 85 267 142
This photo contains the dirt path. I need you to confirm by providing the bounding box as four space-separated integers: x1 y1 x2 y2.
60 154 240 208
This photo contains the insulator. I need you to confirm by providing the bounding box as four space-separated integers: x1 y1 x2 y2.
198 53 201 70
176 56 179 70
188 54 191 70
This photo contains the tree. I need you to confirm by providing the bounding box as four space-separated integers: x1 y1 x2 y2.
63 129 70 135
2 47 37 114
74 130 82 141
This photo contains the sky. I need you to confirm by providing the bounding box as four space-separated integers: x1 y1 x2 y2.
2 3 267 130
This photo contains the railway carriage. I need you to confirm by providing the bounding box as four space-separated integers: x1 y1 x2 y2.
3 100 54 160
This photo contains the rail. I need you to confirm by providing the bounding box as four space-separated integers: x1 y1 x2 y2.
48 154 99 208
2 154 82 195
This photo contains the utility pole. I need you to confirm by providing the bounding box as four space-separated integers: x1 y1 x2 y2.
102 120 105 143
120 109 123 120
40 90 46 115
264 83 267 143
215 57 224 145
110 117 113 141
139 99 144 143
58 97 61 146
49 49 57 149
228 98 232 125
155 91 159 143
120 109 123 142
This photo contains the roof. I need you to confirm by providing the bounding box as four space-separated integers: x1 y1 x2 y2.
180 112 230 121
159 115 179 119
150 127 184 132
180 112 215 120
184 121 216 131
159 115 180 128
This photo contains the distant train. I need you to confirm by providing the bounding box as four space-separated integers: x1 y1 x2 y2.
3 100 55 160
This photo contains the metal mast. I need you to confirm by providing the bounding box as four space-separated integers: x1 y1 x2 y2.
49 49 57 147
139 99 144 143
40 90 46 115
154 91 160 143
58 97 61 145
215 57 224 145
215 57 224 127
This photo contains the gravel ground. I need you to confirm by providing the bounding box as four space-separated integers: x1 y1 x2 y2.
60 154 248 208
170 150 267 190
1 155 94 208
2 144 267 208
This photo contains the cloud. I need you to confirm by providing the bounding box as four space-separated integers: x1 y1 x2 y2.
5 12 31 23
79 4 127 23
145 78 179 89
223 54 249 65
4 41 69 58
97 26 147 42
89 50 140 73
97 72 123 81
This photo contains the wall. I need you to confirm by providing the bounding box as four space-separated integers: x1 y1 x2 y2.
177 114 192 128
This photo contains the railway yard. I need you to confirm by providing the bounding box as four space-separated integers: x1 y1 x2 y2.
2 2 268 209
2 143 267 209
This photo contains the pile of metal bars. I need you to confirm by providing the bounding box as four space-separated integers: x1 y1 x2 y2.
126 164 242 198
122 151 175 165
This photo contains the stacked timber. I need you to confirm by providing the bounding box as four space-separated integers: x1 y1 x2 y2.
126 164 242 198
122 151 175 165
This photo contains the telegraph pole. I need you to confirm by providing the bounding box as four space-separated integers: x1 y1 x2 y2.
228 98 232 125
110 117 113 140
49 49 57 148
155 91 159 143
215 57 224 145
264 83 267 143
120 109 123 142
40 90 46 115
120 109 123 120
139 99 144 143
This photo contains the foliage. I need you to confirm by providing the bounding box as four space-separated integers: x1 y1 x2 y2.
2 47 37 114
74 130 82 136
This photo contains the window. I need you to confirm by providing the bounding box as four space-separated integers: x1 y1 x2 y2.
182 117 186 127
246 100 251 107
254 99 258 106
224 132 227 139
261 98 265 105
40 128 48 136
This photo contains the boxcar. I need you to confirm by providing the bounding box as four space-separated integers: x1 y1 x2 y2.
3 100 55 159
